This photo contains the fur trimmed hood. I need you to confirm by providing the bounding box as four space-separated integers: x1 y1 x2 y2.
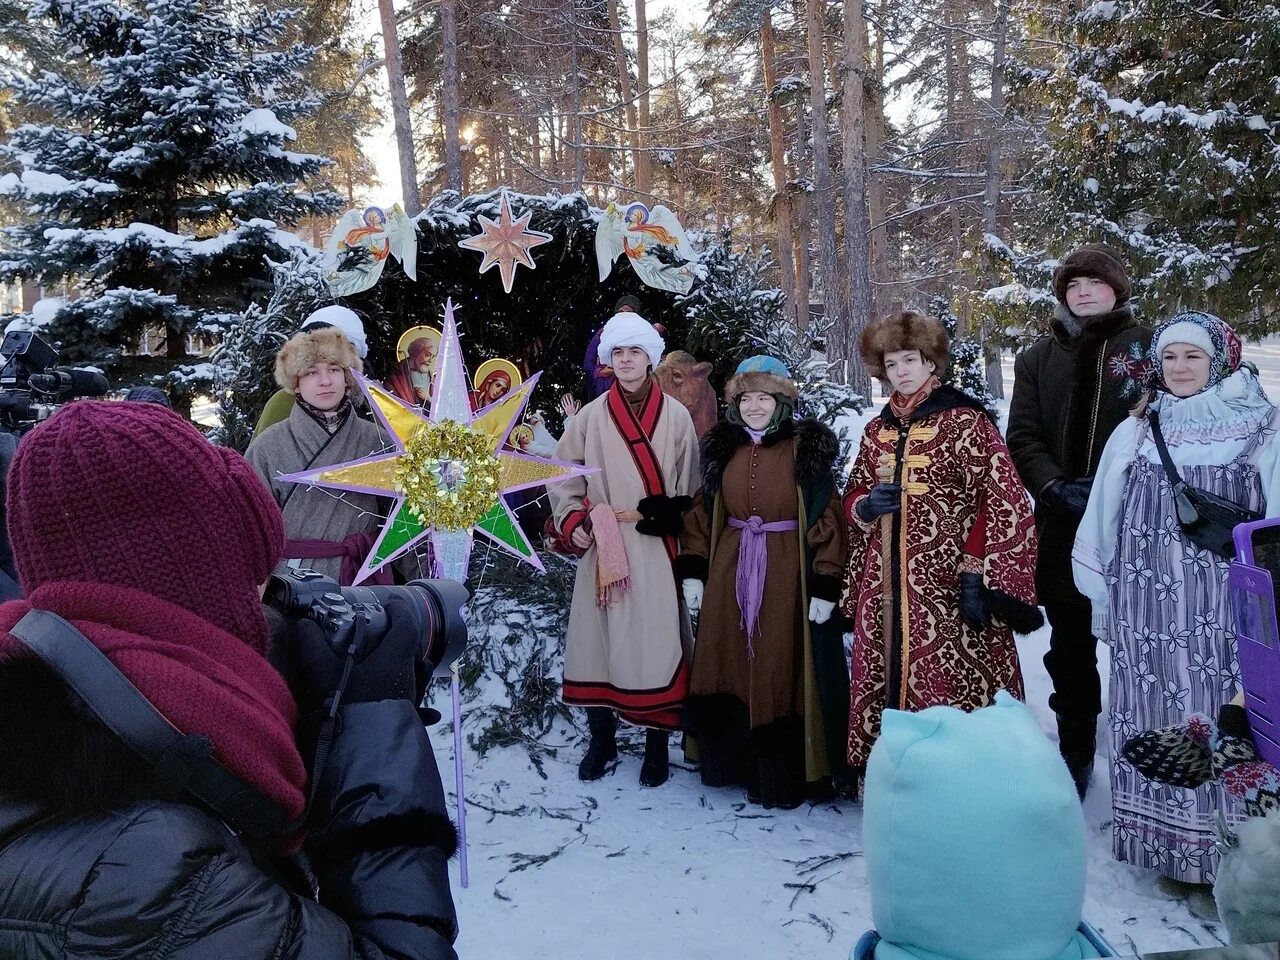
700 417 839 498
879 383 996 429
274 327 360 393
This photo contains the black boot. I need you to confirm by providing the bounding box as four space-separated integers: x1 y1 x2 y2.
754 723 805 810
578 707 618 781
639 729 670 787
1056 713 1097 800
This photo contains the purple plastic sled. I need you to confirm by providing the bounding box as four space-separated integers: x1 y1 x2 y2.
1229 518 1280 768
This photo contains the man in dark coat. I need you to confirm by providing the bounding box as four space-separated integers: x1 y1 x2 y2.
0 401 458 959
1007 243 1153 797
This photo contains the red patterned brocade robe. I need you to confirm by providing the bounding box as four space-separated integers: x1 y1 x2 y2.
842 386 1041 767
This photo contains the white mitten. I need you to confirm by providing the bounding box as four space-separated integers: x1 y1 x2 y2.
809 597 836 624
682 579 704 617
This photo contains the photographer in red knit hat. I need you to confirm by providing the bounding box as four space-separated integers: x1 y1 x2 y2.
0 400 458 959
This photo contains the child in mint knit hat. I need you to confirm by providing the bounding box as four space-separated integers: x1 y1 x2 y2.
854 692 1103 960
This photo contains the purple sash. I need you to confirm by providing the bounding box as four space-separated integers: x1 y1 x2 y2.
728 515 799 656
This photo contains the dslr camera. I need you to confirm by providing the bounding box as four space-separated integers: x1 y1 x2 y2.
0 330 110 435
264 569 468 714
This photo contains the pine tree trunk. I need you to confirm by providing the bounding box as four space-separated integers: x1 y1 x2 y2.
981 0 1010 399
805 0 848 378
943 13 963 265
606 0 642 189
795 90 813 330
760 8 799 326
840 0 873 398
568 13 585 191
669 43 686 211
634 0 652 193
377 0 420 214
441 0 462 192
867 0 890 316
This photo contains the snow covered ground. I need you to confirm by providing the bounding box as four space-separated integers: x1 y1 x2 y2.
426 345 1280 960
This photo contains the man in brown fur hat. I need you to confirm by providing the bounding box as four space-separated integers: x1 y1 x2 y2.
842 310 1042 774
1007 243 1152 798
245 327 396 585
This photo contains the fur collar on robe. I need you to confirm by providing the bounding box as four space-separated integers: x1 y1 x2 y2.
700 418 839 499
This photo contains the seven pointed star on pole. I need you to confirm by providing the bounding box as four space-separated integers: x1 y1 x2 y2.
456 190 553 294
279 299 595 584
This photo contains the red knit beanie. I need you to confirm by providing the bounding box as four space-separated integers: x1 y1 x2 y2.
7 401 284 651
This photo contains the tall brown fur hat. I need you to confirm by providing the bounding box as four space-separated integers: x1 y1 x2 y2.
1051 243 1131 306
274 327 360 393
859 310 950 381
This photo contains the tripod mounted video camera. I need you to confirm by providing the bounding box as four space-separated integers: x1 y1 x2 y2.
0 330 110 435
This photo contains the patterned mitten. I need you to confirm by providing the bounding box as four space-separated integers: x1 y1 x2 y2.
1212 704 1280 819
1122 714 1215 788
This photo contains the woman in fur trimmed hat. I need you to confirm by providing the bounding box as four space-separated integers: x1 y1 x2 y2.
245 327 395 585
679 356 850 808
843 311 1042 771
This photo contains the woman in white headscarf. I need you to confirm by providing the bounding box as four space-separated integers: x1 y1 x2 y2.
1074 311 1280 914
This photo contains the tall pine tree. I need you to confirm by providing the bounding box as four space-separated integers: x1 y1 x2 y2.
0 0 343 401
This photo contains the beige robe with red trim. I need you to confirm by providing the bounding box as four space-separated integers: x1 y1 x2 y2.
551 390 700 727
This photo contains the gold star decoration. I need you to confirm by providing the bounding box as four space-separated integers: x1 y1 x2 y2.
279 300 596 583
457 191 552 294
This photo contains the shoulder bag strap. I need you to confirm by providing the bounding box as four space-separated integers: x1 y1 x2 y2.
1148 412 1201 526
9 609 293 841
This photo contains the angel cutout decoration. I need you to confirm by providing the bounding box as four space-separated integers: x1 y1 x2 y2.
595 201 698 294
324 204 418 297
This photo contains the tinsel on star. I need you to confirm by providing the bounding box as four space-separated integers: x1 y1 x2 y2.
278 301 597 583
395 419 502 531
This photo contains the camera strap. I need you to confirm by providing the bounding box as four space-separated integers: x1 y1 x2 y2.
10 608 294 842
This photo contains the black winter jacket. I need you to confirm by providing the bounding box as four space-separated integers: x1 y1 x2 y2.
0 659 459 959
1006 305 1152 603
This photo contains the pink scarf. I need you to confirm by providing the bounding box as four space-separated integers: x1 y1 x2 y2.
590 503 631 607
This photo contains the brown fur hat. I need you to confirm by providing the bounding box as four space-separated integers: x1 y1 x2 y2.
1052 243 1131 306
274 327 360 393
859 310 950 380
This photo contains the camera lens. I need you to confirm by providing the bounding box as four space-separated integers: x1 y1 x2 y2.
362 579 469 677
405 579 469 677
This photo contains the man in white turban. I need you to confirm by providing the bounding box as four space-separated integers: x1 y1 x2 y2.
552 312 699 789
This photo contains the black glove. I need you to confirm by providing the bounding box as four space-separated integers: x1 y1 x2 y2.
293 592 424 716
636 494 693 538
855 483 902 522
959 571 990 631
1040 477 1093 519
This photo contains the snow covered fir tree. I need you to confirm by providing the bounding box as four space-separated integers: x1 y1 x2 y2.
928 296 997 414
0 0 343 406
980 0 1280 333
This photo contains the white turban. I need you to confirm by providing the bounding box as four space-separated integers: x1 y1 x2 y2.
597 312 664 368
302 305 368 359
